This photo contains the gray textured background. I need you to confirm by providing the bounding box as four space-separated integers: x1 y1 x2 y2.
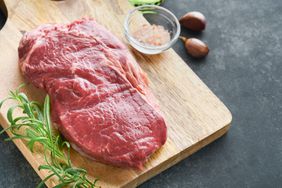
1 0 282 187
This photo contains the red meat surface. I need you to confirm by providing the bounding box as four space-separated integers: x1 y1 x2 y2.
18 18 167 168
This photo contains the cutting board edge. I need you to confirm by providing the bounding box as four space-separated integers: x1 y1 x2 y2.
123 124 231 188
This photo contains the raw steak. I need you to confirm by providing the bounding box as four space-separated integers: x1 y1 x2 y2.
18 19 167 168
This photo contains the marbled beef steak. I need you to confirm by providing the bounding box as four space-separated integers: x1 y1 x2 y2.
18 19 167 168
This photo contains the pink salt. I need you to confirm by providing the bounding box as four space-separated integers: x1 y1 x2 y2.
133 24 170 46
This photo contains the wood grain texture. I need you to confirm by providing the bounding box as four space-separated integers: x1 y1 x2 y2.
0 0 232 187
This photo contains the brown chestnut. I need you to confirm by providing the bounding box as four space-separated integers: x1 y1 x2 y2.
179 11 206 32
180 36 209 58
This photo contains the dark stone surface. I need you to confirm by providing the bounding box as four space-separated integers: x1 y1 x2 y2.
1 0 282 187
0 9 5 29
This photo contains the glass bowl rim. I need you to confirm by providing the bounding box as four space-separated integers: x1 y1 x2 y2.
124 5 181 51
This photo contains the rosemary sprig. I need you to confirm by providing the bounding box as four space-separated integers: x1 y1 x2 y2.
0 86 98 188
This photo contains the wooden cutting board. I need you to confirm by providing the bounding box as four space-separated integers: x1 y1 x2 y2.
0 0 232 187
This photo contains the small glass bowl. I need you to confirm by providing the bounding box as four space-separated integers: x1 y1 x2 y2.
124 5 180 55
